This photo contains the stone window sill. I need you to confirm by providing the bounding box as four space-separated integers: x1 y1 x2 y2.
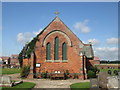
45 60 68 62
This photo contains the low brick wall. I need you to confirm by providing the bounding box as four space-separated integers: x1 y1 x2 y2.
96 64 120 69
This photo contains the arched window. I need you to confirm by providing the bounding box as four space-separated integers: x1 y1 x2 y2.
62 42 67 60
54 37 59 60
46 42 51 60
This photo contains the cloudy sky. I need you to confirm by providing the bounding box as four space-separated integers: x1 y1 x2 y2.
2 2 118 60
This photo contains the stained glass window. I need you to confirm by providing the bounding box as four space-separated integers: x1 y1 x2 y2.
54 37 59 60
46 42 51 60
62 42 67 60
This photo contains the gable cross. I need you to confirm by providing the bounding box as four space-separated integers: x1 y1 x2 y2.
54 11 59 16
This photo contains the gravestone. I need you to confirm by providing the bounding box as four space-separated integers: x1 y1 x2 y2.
90 78 99 88
98 72 108 88
0 75 12 87
118 72 120 88
0 75 11 84
0 75 23 87
107 76 120 88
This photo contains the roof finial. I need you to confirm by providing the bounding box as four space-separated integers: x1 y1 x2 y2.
89 42 92 44
54 11 59 16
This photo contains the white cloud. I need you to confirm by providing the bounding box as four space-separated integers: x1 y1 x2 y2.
94 47 118 60
107 37 119 44
96 47 118 52
33 28 42 36
82 39 100 46
17 32 33 44
82 41 88 44
17 28 43 44
73 19 91 33
87 38 100 45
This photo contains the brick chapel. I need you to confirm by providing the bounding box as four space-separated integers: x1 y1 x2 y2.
22 15 100 80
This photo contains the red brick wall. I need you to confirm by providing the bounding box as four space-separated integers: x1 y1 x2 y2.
23 58 29 66
23 17 92 79
34 17 84 76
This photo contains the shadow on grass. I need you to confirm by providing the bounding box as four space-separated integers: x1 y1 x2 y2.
1 82 36 90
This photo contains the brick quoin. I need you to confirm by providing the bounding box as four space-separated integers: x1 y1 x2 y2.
23 16 100 79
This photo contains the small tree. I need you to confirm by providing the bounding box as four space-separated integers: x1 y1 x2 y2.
18 52 23 68
20 65 30 78
87 70 96 78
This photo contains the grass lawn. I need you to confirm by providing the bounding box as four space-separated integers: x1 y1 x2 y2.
100 69 120 72
70 82 90 90
0 68 20 74
1 82 36 90
100 68 120 72
100 69 120 76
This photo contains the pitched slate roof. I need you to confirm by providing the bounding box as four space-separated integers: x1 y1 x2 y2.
11 54 18 58
82 44 94 58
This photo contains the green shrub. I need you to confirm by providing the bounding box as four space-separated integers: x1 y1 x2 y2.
87 70 96 78
66 70 69 75
41 72 47 78
20 65 30 78
89 66 100 74
73 73 78 79
64 70 69 79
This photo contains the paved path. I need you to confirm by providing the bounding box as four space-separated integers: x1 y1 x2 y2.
7 73 90 88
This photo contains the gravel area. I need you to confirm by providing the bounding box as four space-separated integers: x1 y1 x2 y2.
7 73 90 88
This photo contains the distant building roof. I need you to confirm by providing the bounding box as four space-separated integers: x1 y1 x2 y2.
94 56 100 60
11 54 19 57
1 56 10 60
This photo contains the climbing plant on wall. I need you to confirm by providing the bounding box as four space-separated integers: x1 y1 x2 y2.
18 36 38 68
